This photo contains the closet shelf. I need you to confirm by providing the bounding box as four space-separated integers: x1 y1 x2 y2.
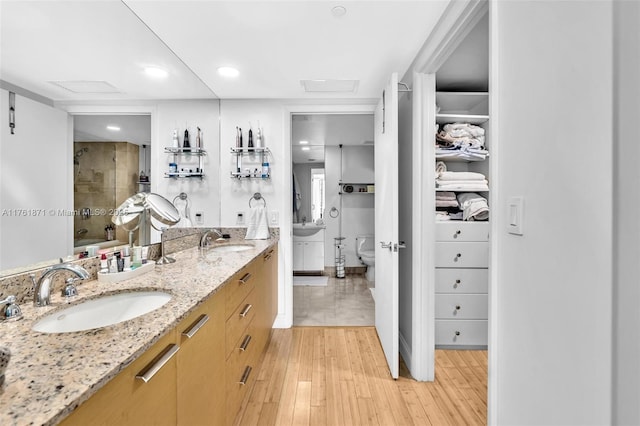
436 114 489 125
435 154 488 162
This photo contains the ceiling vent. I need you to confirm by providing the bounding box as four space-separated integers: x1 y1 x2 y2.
49 81 121 94
300 79 359 93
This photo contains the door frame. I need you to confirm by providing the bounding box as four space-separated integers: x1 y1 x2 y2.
276 103 376 329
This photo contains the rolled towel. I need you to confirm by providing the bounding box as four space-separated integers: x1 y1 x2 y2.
438 171 486 181
435 161 447 175
457 192 490 221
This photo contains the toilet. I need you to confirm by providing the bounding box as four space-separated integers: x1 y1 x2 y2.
356 235 375 282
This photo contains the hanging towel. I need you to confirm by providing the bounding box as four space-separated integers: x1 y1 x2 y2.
245 206 270 240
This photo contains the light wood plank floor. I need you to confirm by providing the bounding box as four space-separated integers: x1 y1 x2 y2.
237 327 487 426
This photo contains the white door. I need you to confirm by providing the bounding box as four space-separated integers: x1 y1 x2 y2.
374 73 400 379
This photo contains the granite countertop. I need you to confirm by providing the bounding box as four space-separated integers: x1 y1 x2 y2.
0 238 278 426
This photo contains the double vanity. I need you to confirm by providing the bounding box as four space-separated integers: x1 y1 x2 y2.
0 237 278 426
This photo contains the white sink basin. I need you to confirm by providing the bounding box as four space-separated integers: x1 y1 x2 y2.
32 291 171 333
293 223 325 237
208 243 254 253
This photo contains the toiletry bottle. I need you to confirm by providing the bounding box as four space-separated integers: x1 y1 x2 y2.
196 127 202 149
262 161 270 178
100 253 108 272
108 256 117 273
248 124 254 151
123 246 131 270
141 246 149 264
255 123 263 148
132 246 142 267
183 128 191 152
172 129 180 148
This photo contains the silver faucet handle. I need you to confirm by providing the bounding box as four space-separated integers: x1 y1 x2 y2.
62 278 80 298
0 295 23 321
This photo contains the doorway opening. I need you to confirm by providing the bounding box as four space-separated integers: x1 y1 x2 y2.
291 113 375 326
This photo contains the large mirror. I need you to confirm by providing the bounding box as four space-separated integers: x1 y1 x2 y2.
0 1 215 276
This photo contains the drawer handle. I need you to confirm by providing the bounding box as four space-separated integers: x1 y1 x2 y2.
454 279 461 288
454 253 462 262
240 304 253 318
239 273 252 284
454 230 461 238
135 344 180 383
455 331 461 336
182 314 210 339
239 334 252 351
238 366 252 385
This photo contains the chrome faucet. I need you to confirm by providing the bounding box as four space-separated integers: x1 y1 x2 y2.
31 263 89 307
0 295 22 321
200 229 224 249
302 216 307 226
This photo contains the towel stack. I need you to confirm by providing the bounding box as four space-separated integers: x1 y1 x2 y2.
457 192 489 221
436 123 489 161
436 171 489 191
436 191 459 208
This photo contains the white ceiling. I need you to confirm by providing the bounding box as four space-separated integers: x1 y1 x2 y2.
0 1 451 101
291 113 374 163
74 115 151 146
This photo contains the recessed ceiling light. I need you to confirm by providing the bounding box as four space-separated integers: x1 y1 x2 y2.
218 66 239 78
301 147 310 151
331 6 347 17
144 67 168 78
106 125 120 131
299 140 309 145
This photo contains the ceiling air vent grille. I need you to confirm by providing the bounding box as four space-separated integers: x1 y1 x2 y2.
49 81 121 94
300 79 359 93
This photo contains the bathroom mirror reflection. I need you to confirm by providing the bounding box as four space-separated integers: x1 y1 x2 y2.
73 115 152 251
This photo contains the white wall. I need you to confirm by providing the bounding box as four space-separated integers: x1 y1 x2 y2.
612 0 640 423
491 1 613 424
325 145 374 267
153 100 220 233
0 90 71 270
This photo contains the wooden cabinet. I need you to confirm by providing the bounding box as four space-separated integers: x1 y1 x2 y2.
177 289 226 426
60 330 178 426
61 243 279 426
435 222 489 349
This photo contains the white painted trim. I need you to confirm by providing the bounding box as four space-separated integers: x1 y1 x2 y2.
281 103 376 329
404 0 488 80
487 1 499 424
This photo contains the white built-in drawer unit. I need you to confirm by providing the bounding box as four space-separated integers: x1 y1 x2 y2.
435 221 489 349
435 320 488 347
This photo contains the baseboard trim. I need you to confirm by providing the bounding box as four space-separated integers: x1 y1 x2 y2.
399 331 412 373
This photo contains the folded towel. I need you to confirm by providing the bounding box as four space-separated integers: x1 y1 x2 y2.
245 206 270 240
437 179 488 186
457 192 490 221
436 191 457 201
435 161 447 175
438 171 486 181
436 199 459 208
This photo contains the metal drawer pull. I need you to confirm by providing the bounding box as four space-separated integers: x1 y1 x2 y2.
238 366 252 385
455 331 461 336
239 273 252 284
135 344 180 383
239 304 253 318
454 279 461 288
455 305 461 310
239 334 252 351
182 314 210 339
454 230 461 238
454 253 462 261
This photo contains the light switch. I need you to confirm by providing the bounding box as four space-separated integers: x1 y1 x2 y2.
507 196 524 235
270 211 279 226
195 211 204 225
236 212 245 225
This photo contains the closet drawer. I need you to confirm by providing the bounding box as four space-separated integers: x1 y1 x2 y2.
435 294 488 319
435 320 488 347
435 242 489 268
435 222 489 242
435 268 488 294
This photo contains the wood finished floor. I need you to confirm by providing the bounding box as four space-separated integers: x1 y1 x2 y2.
237 327 487 426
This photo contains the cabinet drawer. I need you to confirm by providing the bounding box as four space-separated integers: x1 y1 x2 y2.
435 242 488 268
225 261 257 319
226 351 257 426
225 289 259 359
435 320 488 347
435 294 488 319
435 222 489 242
435 268 488 294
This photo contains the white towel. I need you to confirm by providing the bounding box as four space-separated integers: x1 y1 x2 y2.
435 161 447 175
457 192 490 221
245 206 270 240
438 171 486 181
